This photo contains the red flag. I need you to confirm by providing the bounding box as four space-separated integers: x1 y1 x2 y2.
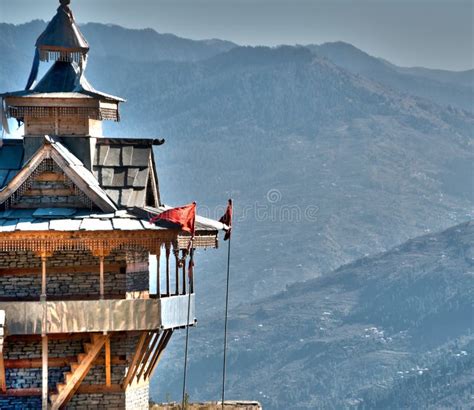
219 199 233 241
150 202 196 236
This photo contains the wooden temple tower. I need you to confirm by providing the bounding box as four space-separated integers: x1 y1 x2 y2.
0 1 225 408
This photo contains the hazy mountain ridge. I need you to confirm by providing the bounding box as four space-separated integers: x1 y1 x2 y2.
308 41 474 112
153 222 474 409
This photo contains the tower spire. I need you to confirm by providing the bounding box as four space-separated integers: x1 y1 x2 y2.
35 0 89 64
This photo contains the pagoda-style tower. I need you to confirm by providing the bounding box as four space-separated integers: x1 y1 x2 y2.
0 2 224 409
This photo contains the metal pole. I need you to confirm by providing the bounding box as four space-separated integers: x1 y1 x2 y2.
181 247 194 409
221 236 232 409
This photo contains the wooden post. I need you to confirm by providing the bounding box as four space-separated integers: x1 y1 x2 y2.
0 352 6 394
156 248 161 298
41 336 48 410
182 250 187 295
173 248 180 296
41 254 48 301
105 338 111 387
99 256 105 300
165 244 170 297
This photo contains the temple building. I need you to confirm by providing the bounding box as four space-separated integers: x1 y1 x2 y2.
0 1 225 409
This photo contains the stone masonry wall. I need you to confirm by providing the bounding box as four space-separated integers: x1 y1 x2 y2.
0 248 150 299
2 333 147 409
0 247 151 408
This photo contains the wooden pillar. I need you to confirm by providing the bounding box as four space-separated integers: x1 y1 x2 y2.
0 352 6 394
37 251 51 410
105 338 111 387
156 248 161 298
165 244 171 297
41 254 48 301
173 248 180 296
41 336 48 410
182 250 187 295
99 256 105 300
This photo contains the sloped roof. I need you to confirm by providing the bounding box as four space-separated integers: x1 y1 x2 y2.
93 138 164 208
1 62 124 102
0 208 224 234
0 136 117 212
36 3 89 54
0 139 24 189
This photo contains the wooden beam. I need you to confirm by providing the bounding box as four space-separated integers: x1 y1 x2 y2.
50 335 109 409
4 355 127 369
23 188 74 197
174 249 180 296
156 249 161 298
77 384 123 394
6 331 142 343
105 338 111 387
144 330 173 380
0 351 6 394
121 331 148 388
34 172 66 182
165 245 171 296
40 254 48 300
136 332 160 382
99 256 105 300
0 385 123 397
0 264 124 277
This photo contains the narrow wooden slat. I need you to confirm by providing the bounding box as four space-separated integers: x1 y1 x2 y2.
136 332 160 382
121 331 147 388
126 331 154 386
144 330 173 380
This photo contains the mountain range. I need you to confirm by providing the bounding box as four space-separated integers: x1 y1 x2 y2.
153 221 474 409
1 21 473 409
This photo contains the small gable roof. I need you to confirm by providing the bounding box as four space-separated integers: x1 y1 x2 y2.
0 137 117 212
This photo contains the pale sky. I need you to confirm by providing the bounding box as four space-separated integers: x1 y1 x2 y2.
0 0 472 71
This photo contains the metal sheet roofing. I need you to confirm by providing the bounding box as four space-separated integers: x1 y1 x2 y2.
1 62 124 102
36 3 89 52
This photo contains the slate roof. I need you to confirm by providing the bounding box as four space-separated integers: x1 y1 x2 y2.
0 208 225 233
0 139 24 190
93 138 164 208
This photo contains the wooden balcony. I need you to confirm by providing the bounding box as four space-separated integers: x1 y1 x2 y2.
0 295 195 335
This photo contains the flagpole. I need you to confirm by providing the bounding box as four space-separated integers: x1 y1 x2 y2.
221 233 232 409
182 245 194 410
